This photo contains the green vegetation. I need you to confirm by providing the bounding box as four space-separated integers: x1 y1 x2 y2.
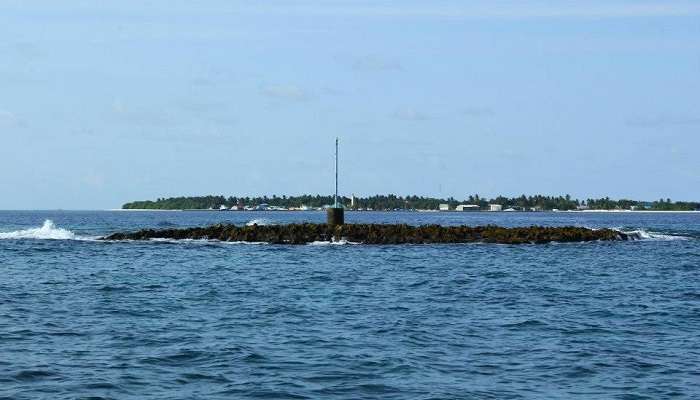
122 194 700 211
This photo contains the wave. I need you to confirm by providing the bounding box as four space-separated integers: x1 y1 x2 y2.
0 220 84 240
246 218 276 226
147 238 268 245
149 238 213 243
308 239 359 246
619 229 688 241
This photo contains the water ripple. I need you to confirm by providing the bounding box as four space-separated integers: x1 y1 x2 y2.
1 211 699 399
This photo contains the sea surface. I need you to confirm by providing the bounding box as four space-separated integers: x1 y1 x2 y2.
1 210 699 399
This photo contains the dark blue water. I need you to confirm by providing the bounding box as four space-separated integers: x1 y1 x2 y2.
1 211 699 399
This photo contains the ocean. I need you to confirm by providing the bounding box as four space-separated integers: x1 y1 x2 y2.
1 210 699 399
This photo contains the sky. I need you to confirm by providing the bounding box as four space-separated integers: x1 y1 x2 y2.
0 0 698 209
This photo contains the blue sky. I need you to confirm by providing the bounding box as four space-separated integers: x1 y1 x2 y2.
0 1 698 209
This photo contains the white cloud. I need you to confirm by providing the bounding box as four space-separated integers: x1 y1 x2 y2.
461 107 493 117
81 171 106 187
392 108 431 121
0 110 20 127
109 102 173 126
260 84 311 101
353 55 402 71
627 115 700 127
240 1 700 19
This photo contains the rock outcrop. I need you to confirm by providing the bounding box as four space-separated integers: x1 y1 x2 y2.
102 223 628 244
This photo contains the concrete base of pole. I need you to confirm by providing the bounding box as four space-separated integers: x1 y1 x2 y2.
327 207 345 226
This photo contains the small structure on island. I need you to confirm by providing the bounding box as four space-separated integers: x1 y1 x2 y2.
439 204 450 211
327 137 345 226
489 204 503 212
456 204 480 212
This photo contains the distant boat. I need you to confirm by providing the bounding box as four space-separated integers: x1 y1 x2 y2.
219 205 228 211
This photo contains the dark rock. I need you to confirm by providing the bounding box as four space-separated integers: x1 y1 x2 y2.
101 223 628 244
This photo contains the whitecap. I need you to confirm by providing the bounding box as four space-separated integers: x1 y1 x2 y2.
221 241 269 245
308 239 359 246
246 219 276 226
0 220 79 240
147 238 268 245
620 229 688 241
148 238 213 243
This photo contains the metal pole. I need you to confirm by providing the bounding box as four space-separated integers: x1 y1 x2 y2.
327 137 344 228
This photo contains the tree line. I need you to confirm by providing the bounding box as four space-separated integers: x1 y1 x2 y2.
122 194 700 211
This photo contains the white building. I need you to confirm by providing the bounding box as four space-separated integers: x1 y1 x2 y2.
456 204 480 212
351 194 356 208
439 204 450 211
489 204 503 212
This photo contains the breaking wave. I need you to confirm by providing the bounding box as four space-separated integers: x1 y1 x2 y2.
145 238 352 246
0 220 80 240
147 238 268 245
308 239 360 246
246 219 276 226
620 229 688 241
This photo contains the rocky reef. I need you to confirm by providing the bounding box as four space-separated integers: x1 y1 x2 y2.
101 223 629 244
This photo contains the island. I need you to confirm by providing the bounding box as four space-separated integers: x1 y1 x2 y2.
121 194 700 212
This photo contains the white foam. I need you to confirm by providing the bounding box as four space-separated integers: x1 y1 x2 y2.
308 239 359 246
146 238 268 245
0 220 78 240
149 238 211 243
246 218 276 226
620 229 688 241
222 241 269 245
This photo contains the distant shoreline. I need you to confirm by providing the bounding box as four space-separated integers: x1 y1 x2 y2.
121 194 700 213
561 210 700 213
108 208 182 212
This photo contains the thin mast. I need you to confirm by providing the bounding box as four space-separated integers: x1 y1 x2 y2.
334 137 339 207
